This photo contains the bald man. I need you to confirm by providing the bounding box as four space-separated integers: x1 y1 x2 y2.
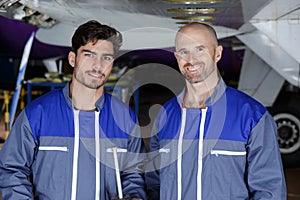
146 22 286 200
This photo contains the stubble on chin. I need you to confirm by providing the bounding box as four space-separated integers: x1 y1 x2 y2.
75 69 109 89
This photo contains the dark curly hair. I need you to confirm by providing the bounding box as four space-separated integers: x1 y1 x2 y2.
71 20 122 55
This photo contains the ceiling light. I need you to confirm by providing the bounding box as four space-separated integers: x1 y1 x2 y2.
167 7 217 14
172 16 214 21
0 0 20 11
22 10 57 28
163 0 222 4
176 21 212 25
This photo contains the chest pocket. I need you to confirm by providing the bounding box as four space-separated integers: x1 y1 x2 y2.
207 148 247 198
33 145 70 191
158 139 179 170
211 149 246 156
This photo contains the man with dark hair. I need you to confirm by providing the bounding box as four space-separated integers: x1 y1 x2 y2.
146 22 286 199
0 20 146 200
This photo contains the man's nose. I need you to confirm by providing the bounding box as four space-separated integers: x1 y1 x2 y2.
92 57 102 70
187 52 197 65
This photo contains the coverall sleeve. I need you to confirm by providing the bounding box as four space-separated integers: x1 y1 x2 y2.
247 112 286 199
0 110 36 199
121 124 147 200
145 117 161 200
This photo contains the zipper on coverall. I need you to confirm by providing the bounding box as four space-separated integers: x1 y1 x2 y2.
177 108 207 200
71 109 100 200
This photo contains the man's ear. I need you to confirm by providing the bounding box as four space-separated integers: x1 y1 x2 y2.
68 51 76 68
174 51 180 61
215 45 223 63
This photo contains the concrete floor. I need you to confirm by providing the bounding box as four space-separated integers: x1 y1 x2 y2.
285 168 300 200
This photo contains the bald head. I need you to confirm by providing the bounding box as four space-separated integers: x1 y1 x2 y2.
176 22 219 48
173 21 223 84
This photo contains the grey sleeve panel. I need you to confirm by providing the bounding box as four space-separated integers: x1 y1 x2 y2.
144 120 160 200
121 124 147 199
0 110 36 199
247 111 286 199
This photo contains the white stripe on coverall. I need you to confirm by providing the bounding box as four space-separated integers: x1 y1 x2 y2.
177 108 207 200
71 110 101 200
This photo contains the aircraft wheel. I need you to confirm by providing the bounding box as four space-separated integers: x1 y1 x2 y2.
270 104 300 167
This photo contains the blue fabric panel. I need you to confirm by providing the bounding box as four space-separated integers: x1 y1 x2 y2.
25 89 74 140
157 97 182 140
76 139 96 199
79 111 95 138
99 94 134 139
157 87 267 143
25 90 136 140
205 87 266 142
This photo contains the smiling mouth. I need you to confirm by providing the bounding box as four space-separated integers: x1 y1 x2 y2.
187 66 200 72
185 62 204 72
187 63 204 73
88 71 105 79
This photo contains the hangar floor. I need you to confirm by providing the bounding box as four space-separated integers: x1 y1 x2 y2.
285 168 300 200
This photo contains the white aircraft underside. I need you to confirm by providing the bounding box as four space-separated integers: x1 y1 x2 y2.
2 0 300 105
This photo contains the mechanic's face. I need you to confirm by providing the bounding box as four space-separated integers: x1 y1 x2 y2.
174 27 222 84
69 40 114 89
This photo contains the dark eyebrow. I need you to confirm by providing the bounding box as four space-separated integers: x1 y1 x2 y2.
196 45 205 49
102 53 114 58
81 49 114 58
81 49 97 55
177 48 187 53
178 45 206 53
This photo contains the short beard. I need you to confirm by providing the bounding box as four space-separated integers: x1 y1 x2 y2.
184 67 214 84
75 69 109 89
183 52 216 84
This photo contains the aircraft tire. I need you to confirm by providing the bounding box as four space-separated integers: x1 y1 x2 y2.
269 102 300 168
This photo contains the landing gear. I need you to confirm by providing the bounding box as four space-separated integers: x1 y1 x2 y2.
270 104 300 167
274 113 300 154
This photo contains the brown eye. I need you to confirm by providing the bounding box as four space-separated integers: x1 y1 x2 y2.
85 52 94 58
178 50 189 59
195 46 204 52
102 55 113 61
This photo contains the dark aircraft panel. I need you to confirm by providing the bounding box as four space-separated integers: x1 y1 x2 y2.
0 57 20 91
